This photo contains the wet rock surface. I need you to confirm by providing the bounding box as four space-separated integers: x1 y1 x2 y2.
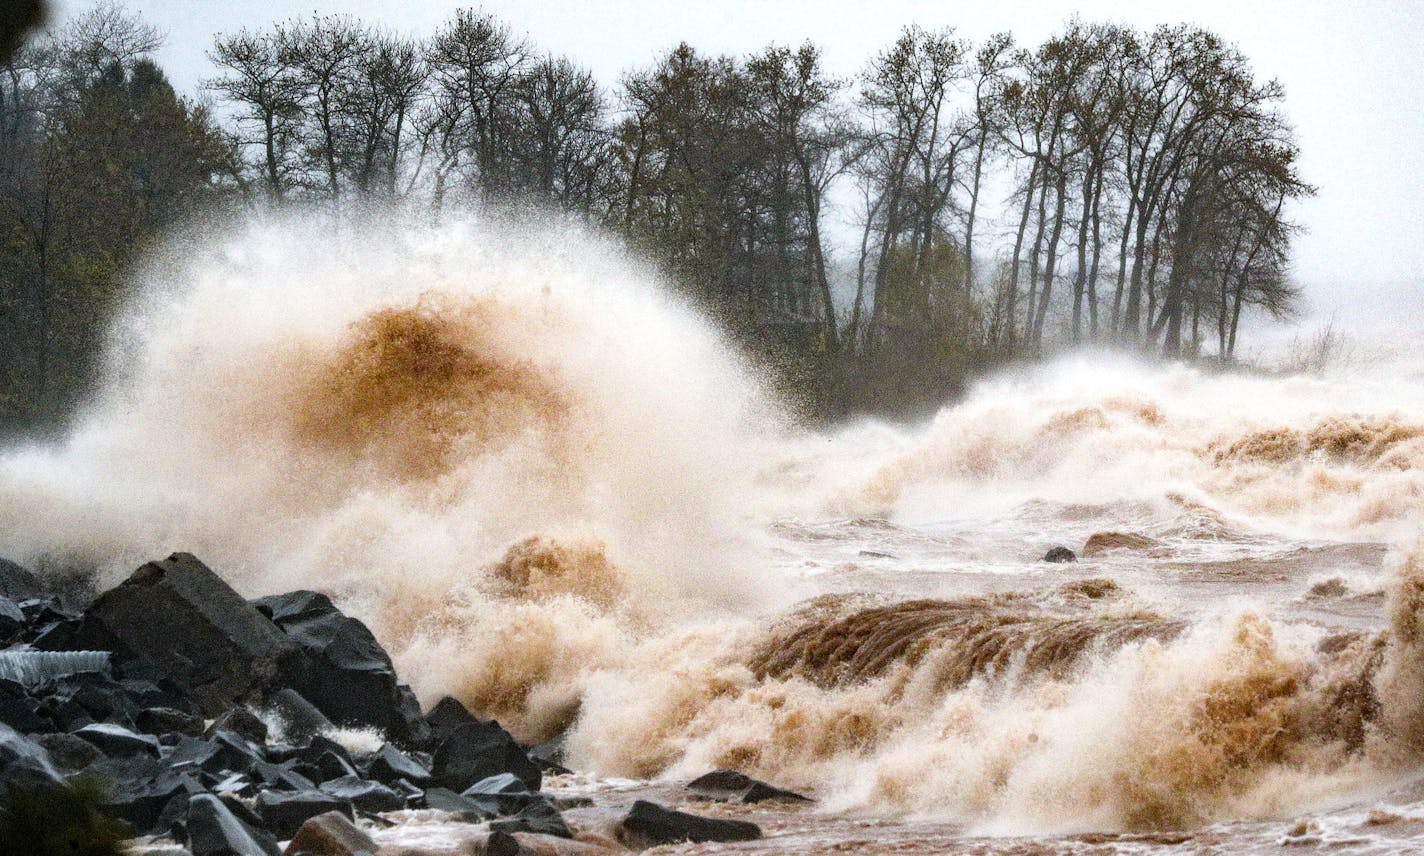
686 768 812 804
0 553 583 855
619 799 762 845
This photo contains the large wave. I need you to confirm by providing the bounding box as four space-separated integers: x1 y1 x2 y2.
3 210 1424 835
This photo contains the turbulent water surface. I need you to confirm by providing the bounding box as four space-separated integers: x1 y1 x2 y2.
5 213 1424 853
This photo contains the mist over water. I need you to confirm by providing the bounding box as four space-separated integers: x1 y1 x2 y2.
4 210 1424 845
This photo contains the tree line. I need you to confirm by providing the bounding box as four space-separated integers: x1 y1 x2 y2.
0 3 1312 427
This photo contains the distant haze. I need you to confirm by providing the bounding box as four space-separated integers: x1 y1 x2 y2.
46 0 1424 301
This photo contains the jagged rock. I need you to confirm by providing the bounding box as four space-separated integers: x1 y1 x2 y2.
432 719 541 792
0 597 24 639
488 798 572 839
365 742 430 786
686 769 812 804
218 792 268 832
265 687 333 745
206 707 268 745
486 831 522 856
0 558 42 601
1042 546 1077 563
75 553 295 715
251 758 317 792
461 772 545 816
393 685 432 748
72 722 160 757
206 730 266 775
33 732 101 772
284 810 378 856
40 671 143 731
0 722 64 796
102 768 204 835
619 800 761 845
164 736 228 777
528 734 572 775
317 774 404 813
254 789 352 839
186 793 281 856
137 707 206 738
118 676 195 712
419 786 493 820
424 695 478 743
254 590 405 739
0 678 46 732
291 735 360 783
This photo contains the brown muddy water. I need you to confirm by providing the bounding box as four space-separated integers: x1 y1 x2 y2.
9 214 1424 853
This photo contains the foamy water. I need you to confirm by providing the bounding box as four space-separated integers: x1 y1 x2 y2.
7 211 1424 852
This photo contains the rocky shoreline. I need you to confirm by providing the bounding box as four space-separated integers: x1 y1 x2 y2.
0 553 805 855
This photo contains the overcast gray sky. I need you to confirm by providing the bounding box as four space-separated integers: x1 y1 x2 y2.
47 0 1424 295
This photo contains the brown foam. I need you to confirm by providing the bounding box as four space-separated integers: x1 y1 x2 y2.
748 583 1185 693
1082 531 1163 557
1211 416 1424 467
287 294 571 482
488 534 625 609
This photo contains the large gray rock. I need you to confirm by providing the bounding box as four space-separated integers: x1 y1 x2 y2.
0 558 43 601
254 591 410 740
186 793 280 856
432 719 541 793
686 768 812 804
285 810 378 856
77 553 294 714
620 800 761 845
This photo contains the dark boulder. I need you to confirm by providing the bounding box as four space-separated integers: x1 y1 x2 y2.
290 735 360 784
204 708 267 745
418 786 492 820
459 772 543 817
186 793 280 856
432 719 540 792
250 758 316 792
423 695 478 743
264 688 332 745
486 831 521 856
74 554 295 715
0 597 24 640
0 722 64 796
527 733 571 775
136 707 205 738
317 774 405 813
686 768 812 804
285 811 378 856
0 678 46 732
364 742 430 786
620 800 761 845
163 736 228 778
32 732 101 772
42 671 141 729
1042 546 1077 563
0 558 42 601
488 798 572 839
254 590 406 740
101 768 204 835
253 789 352 839
72 722 160 757
392 685 431 748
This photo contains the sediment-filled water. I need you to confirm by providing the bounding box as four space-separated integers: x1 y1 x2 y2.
6 212 1424 852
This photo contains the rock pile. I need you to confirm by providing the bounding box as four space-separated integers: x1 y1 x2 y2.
0 552 774 855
